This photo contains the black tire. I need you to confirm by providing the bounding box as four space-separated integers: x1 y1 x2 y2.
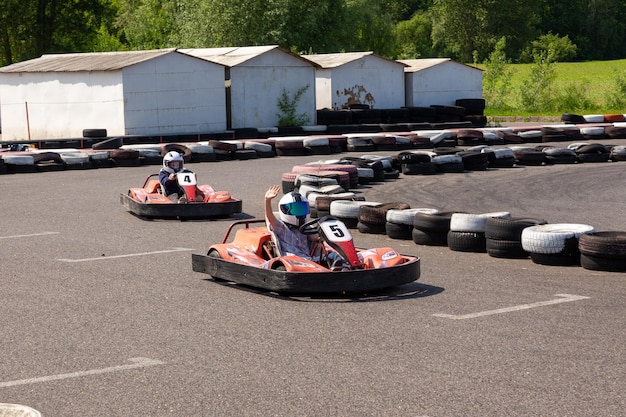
83 128 108 138
357 221 387 234
402 162 437 175
413 211 454 233
208 249 221 258
530 252 580 266
578 231 626 259
411 228 448 246
486 239 529 258
92 136 123 150
385 222 413 240
485 217 548 241
580 253 626 272
447 231 486 252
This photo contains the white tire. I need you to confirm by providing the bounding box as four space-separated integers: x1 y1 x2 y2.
356 167 374 179
583 114 604 123
493 148 515 159
295 174 338 188
303 137 330 147
579 126 605 136
521 223 595 254
386 208 439 225
61 152 90 164
244 141 271 152
2 155 35 165
432 154 462 165
450 211 511 232
518 130 542 139
187 144 215 154
330 200 380 218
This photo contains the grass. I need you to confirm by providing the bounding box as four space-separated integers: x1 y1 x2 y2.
474 59 626 117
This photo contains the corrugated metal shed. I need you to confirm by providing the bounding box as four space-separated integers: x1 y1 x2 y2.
180 45 319 68
0 49 227 139
0 49 180 73
181 45 317 129
399 58 483 107
303 51 400 69
399 58 481 73
302 51 407 110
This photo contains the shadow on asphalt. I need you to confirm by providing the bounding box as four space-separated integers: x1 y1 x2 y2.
201 279 445 303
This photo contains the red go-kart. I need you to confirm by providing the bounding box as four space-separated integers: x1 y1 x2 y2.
120 168 242 219
192 216 420 294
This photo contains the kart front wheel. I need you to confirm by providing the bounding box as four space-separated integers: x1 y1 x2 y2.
207 249 221 258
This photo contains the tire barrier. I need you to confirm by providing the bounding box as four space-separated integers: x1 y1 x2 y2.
2 120 625 177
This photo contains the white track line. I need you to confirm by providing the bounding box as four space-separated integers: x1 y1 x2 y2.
432 294 590 320
0 357 165 388
57 247 193 262
0 231 59 240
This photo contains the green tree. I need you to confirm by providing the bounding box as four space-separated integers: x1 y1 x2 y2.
394 11 435 59
430 0 541 62
0 0 117 66
519 32 577 63
482 37 514 110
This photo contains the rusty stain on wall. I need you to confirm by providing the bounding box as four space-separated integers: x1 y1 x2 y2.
334 84 376 109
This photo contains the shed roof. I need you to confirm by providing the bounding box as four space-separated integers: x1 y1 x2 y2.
302 51 406 69
399 58 482 73
180 45 319 68
0 49 220 73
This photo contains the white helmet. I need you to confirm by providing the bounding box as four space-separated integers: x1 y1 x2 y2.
278 192 310 227
163 151 184 174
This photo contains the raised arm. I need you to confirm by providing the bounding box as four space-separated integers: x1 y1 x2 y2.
264 185 281 228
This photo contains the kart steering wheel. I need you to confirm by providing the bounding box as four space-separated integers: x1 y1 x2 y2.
299 215 339 235
299 217 320 235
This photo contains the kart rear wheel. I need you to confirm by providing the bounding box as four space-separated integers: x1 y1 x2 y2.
207 249 221 258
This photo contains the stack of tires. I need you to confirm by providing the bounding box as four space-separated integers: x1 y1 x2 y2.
447 212 511 252
329 200 381 229
357 202 411 234
521 223 595 266
485 217 548 258
385 208 439 240
412 211 454 246
578 231 626 272
456 98 487 127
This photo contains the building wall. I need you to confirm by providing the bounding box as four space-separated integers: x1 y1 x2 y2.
122 54 226 135
0 72 124 140
324 57 405 109
229 51 316 128
405 63 483 107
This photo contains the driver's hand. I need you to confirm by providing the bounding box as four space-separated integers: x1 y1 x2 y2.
169 173 175 181
265 185 280 200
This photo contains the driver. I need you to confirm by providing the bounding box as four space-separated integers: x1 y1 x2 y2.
264 185 343 267
159 151 204 203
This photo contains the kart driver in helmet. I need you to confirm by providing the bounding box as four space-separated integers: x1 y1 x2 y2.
264 185 343 267
159 151 204 203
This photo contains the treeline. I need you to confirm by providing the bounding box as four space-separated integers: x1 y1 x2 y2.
1 0 626 67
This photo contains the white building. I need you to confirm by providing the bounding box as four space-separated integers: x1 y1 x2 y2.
181 46 318 129
302 51 407 110
399 58 483 107
0 49 226 140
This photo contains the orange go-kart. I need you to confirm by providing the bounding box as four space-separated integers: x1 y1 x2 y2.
120 168 242 219
192 216 420 294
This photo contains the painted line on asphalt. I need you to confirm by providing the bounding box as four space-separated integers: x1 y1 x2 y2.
432 294 590 320
0 231 59 240
57 247 193 263
0 357 165 388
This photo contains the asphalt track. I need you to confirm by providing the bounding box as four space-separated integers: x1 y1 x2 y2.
1 140 624 416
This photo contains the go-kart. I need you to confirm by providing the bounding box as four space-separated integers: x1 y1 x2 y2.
191 215 420 294
120 168 242 219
